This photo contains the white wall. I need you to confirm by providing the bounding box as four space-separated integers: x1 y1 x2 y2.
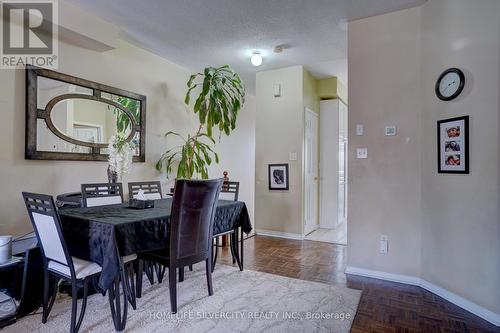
255 66 304 236
420 0 500 315
348 0 500 319
0 37 256 236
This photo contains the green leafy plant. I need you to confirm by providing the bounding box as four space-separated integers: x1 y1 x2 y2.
110 96 140 133
156 65 245 179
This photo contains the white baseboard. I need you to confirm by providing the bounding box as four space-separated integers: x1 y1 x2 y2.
255 229 304 241
345 266 500 327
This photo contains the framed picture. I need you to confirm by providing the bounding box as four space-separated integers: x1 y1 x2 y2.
268 164 289 190
437 116 469 174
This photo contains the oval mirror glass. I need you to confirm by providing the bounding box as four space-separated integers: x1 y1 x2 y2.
50 98 133 145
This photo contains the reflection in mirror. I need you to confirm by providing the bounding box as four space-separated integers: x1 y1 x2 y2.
101 92 141 133
49 98 133 145
36 119 91 153
37 76 92 109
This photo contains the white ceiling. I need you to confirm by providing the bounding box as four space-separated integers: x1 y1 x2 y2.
66 0 425 94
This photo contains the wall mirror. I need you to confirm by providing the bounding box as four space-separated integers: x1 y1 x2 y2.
26 65 146 161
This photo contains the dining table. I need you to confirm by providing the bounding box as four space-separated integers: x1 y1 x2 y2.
58 198 252 331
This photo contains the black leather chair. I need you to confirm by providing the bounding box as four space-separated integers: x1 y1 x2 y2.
139 179 223 313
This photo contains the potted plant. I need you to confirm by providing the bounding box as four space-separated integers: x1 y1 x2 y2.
156 65 245 179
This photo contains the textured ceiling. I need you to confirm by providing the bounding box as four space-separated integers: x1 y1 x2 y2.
66 0 425 94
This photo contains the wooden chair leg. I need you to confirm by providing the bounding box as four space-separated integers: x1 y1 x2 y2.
42 270 49 323
168 266 177 313
144 261 155 285
229 232 237 264
179 267 184 282
156 264 166 283
212 237 219 273
74 279 89 333
125 262 136 310
70 281 78 333
108 272 128 332
205 258 213 296
136 259 143 298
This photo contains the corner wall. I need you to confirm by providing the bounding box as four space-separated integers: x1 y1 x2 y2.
347 6 423 277
420 0 500 315
347 0 500 320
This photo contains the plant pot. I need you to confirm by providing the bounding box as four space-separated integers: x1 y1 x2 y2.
0 236 12 264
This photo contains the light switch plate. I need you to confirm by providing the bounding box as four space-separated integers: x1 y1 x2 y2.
356 148 368 159
356 124 364 136
380 235 388 254
385 126 397 136
289 152 297 161
273 83 281 97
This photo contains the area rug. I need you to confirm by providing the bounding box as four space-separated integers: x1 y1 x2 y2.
6 265 361 332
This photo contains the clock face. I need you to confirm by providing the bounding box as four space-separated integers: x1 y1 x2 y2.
435 68 465 101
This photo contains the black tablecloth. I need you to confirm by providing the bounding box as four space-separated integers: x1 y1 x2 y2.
58 198 252 290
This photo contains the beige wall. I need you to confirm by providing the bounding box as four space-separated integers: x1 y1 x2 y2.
303 68 319 114
348 6 423 277
348 0 500 317
420 0 500 314
255 66 304 235
0 37 256 236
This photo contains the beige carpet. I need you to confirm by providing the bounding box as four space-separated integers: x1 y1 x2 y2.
6 265 361 332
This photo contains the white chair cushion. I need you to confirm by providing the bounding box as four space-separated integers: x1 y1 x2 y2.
219 192 236 201
48 257 102 279
86 196 122 207
133 192 162 200
122 254 137 263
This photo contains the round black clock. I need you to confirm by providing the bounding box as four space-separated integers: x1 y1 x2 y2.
435 68 465 101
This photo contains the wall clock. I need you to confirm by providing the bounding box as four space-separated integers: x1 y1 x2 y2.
435 68 465 101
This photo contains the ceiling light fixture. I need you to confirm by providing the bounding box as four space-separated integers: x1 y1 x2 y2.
250 52 263 67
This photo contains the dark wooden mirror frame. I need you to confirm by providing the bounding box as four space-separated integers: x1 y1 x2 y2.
25 65 146 162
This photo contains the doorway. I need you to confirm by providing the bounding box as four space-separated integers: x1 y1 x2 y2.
305 99 348 245
303 108 319 236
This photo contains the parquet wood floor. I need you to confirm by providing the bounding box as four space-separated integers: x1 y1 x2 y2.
218 235 500 333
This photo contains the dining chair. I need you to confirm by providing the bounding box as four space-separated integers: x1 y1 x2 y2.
128 181 163 200
81 183 124 207
139 178 223 313
127 181 164 289
22 192 102 333
212 181 240 272
80 182 138 309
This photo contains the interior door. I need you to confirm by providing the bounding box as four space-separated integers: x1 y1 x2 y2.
304 108 319 236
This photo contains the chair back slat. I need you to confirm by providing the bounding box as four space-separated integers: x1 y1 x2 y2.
128 181 162 200
220 181 239 201
170 179 223 262
22 192 71 267
81 183 124 207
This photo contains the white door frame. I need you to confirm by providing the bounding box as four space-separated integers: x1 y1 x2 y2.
303 108 319 236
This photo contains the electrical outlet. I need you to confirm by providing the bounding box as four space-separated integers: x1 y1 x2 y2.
380 235 388 254
356 148 368 159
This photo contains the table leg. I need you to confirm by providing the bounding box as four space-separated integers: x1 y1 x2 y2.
240 227 244 271
233 228 243 271
108 269 128 332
